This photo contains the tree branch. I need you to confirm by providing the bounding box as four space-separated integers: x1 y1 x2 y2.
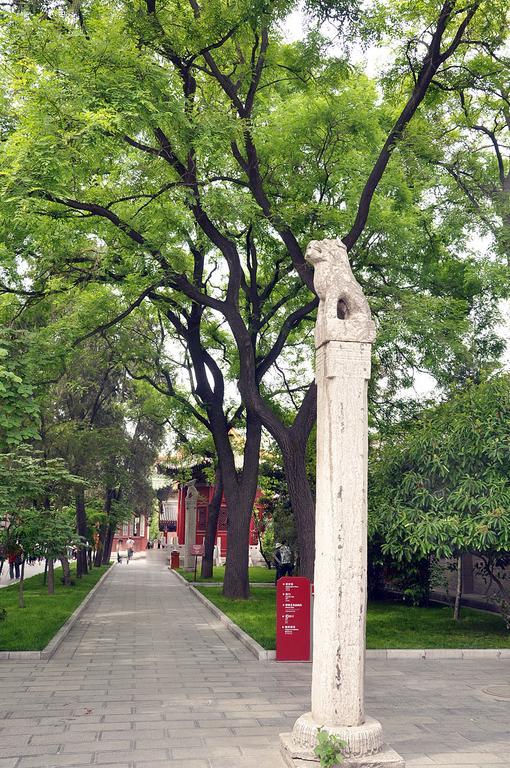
343 0 480 251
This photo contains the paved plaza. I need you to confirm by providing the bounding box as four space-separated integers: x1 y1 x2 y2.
0 551 509 768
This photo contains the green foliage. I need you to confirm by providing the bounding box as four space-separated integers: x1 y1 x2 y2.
314 729 345 768
0 447 84 560
259 461 297 559
370 375 510 564
0 335 39 451
0 0 508 592
149 502 160 542
257 514 275 568
0 447 83 516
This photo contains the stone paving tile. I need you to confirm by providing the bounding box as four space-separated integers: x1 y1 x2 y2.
1 551 510 768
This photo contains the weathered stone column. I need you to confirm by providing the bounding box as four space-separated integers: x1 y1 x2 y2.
184 480 199 572
281 240 404 768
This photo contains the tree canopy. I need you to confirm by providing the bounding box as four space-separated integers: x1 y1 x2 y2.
0 0 508 596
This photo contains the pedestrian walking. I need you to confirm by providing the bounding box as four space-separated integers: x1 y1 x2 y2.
116 539 123 564
126 537 135 563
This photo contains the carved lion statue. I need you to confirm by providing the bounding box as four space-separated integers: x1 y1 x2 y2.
305 239 375 344
186 479 199 500
305 239 371 320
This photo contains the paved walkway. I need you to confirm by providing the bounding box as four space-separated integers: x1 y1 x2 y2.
0 551 509 768
0 560 47 588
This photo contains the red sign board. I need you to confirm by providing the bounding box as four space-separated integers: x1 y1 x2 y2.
190 544 204 556
276 577 311 662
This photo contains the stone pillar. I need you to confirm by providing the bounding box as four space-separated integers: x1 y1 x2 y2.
184 480 198 572
281 239 404 768
216 536 223 566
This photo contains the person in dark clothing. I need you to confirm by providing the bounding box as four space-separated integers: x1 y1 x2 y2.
8 549 22 580
273 541 294 583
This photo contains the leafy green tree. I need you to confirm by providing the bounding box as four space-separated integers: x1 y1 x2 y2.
0 332 39 451
0 0 508 596
0 289 168 572
0 447 83 606
369 374 510 620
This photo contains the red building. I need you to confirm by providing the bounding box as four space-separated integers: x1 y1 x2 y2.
111 512 149 556
153 454 265 563
174 483 259 556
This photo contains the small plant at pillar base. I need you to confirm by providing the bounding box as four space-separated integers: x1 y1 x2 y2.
314 729 346 767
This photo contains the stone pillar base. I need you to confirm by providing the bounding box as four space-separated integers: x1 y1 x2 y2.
280 733 405 768
280 712 404 768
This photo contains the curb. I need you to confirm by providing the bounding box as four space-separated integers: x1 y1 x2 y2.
367 648 509 659
167 569 275 589
168 569 275 661
0 564 114 661
191 585 276 661
168 572 510 662
168 568 190 586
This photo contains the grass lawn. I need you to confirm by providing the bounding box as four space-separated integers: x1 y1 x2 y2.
177 565 274 583
0 564 111 651
196 586 510 651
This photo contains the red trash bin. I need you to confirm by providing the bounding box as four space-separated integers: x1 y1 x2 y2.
170 550 180 569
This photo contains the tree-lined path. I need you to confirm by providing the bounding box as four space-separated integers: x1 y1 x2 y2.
0 551 509 768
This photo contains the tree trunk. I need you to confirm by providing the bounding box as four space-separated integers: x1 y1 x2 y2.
181 309 261 599
75 488 88 577
237 376 318 583
43 557 48 586
222 412 261 599
453 554 463 621
102 523 115 565
94 524 107 567
95 488 113 567
60 556 72 586
47 558 55 595
222 490 254 599
100 488 121 565
201 468 223 579
418 557 431 606
281 436 316 582
18 558 25 609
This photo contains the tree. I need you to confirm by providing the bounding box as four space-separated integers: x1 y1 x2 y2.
408 47 510 265
369 374 510 620
0 0 507 594
0 447 83 606
0 288 168 573
0 332 39 451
